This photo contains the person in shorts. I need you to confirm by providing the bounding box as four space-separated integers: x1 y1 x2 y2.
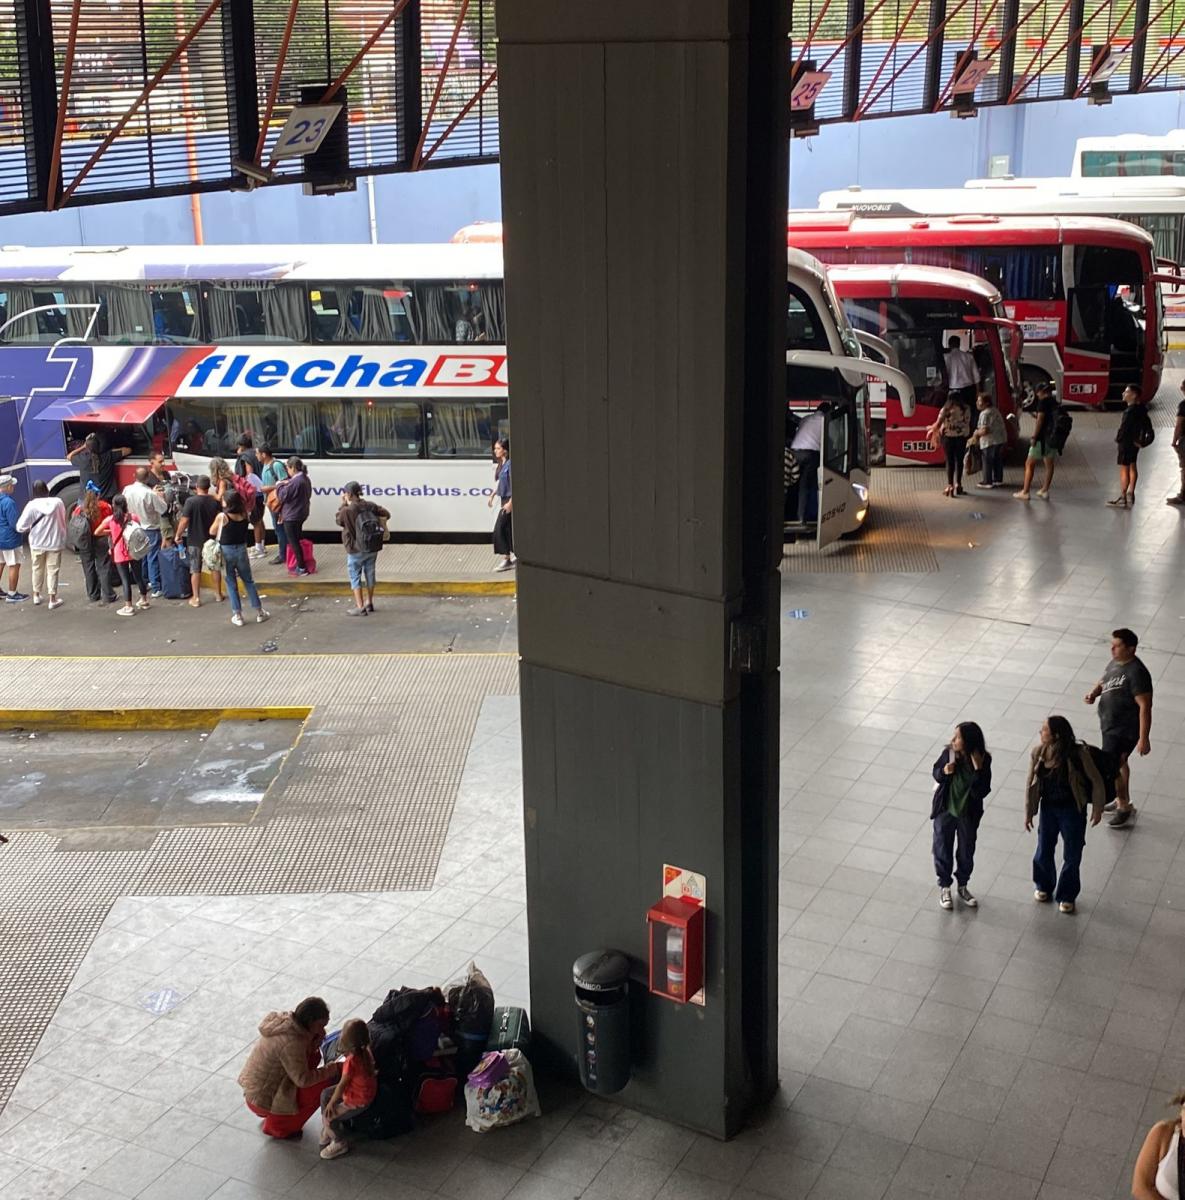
1167 377 1185 506
173 475 224 608
1014 382 1058 501
0 475 27 603
1084 627 1153 829
1108 384 1153 508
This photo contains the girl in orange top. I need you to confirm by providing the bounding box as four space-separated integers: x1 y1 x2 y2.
319 1019 377 1160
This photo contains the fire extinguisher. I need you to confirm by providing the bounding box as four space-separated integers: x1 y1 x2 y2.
666 925 685 1000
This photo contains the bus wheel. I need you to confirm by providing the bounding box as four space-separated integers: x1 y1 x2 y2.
54 481 80 514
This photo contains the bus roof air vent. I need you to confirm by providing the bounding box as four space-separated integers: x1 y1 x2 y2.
946 214 1001 224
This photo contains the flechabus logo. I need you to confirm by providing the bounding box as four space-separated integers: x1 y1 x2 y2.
180 348 508 397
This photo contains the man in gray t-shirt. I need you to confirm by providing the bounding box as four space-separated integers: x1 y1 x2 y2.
1085 627 1153 829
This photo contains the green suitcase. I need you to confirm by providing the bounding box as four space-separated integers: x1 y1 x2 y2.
485 1005 531 1054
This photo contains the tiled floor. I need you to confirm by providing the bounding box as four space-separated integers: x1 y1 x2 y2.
4 402 1185 1199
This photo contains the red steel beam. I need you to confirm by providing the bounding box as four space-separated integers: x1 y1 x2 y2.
854 0 927 118
859 0 975 116
1141 2 1185 85
1144 21 1185 85
319 0 413 104
819 0 896 71
412 0 472 169
418 66 497 166
255 0 303 165
59 0 224 207
45 0 82 210
794 0 838 72
1072 0 1136 96
1009 0 1112 102
932 0 1001 110
1007 0 1076 101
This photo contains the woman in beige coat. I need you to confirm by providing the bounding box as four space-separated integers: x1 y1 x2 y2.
238 996 340 1138
1024 715 1105 914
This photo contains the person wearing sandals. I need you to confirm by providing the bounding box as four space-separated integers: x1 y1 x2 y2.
1024 715 1105 914
1132 1089 1185 1200
210 492 270 627
931 722 992 910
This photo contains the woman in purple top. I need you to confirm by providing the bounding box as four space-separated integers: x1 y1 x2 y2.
274 458 312 575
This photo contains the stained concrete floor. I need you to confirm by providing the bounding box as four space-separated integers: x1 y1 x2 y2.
0 719 299 832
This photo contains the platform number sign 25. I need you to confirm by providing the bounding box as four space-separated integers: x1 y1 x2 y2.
272 105 344 161
790 71 832 111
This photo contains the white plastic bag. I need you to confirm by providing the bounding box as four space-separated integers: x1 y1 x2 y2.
464 1048 541 1132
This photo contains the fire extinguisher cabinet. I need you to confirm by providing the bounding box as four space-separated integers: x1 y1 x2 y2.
572 949 631 1095
646 896 705 1003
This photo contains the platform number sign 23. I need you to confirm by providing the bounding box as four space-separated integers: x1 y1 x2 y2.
790 70 832 111
272 105 344 161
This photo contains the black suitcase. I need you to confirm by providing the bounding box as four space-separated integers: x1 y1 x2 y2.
485 1006 530 1054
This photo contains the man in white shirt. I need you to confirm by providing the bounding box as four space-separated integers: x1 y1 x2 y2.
16 482 68 609
944 336 979 407
788 406 827 522
123 468 168 597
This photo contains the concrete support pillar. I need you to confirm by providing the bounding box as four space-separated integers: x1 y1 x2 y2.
498 2 789 1138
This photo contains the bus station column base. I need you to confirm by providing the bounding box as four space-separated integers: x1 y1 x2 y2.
498 1 789 1138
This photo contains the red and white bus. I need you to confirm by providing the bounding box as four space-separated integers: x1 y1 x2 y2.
789 210 1164 408
826 264 1023 466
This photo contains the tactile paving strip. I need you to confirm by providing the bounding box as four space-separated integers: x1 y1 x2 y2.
783 467 939 574
0 652 520 1116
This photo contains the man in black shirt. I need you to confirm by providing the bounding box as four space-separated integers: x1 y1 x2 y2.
1168 378 1185 506
67 433 132 500
173 475 224 607
1085 627 1153 828
1108 384 1153 508
1014 382 1060 501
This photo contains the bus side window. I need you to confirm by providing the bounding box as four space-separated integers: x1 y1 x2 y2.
787 284 829 350
205 283 308 343
416 282 505 344
318 400 423 456
0 285 94 343
310 284 423 344
426 401 510 456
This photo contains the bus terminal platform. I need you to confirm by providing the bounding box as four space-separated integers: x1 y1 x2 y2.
1 391 1185 1200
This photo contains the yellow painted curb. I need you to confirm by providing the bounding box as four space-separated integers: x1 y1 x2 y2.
199 572 515 597
0 706 311 731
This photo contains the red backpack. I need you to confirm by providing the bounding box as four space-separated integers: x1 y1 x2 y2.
231 473 257 508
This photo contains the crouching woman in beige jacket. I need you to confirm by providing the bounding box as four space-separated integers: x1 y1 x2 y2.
238 997 341 1138
1024 716 1105 915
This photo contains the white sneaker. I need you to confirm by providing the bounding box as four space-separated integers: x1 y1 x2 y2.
135 598 151 610
320 1140 349 1160
231 612 244 627
116 605 135 617
47 598 63 611
493 559 514 573
939 887 953 910
256 610 270 624
32 594 41 606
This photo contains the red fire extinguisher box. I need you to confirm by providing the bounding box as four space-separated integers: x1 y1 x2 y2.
646 896 704 1003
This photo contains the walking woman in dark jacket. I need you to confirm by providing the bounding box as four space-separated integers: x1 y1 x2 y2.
931 721 992 911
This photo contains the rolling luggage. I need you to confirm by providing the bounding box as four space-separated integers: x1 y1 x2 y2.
485 1006 530 1055
159 547 192 599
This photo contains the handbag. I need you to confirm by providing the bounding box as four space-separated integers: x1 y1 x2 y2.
266 491 282 514
201 538 224 573
964 445 982 477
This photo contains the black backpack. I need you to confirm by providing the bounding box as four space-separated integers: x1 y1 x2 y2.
1135 410 1155 448
1082 744 1117 806
66 507 92 552
1051 408 1073 453
355 505 385 553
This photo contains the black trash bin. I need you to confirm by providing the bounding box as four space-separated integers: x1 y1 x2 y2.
573 949 631 1095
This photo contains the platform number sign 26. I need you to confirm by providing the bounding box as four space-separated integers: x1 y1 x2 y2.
790 71 832 111
272 105 344 161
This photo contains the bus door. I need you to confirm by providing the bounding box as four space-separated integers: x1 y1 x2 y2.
965 315 1024 431
1066 244 1143 401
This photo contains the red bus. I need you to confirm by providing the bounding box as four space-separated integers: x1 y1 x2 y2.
826 264 1023 466
788 211 1164 408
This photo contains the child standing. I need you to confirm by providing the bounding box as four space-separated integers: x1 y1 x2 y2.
319 1019 377 1160
96 495 150 617
931 722 992 910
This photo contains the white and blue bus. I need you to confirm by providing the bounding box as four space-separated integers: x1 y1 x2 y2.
0 242 909 544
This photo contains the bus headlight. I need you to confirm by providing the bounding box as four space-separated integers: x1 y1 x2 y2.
852 482 869 523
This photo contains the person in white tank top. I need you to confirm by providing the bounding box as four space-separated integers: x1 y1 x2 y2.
1132 1091 1183 1200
